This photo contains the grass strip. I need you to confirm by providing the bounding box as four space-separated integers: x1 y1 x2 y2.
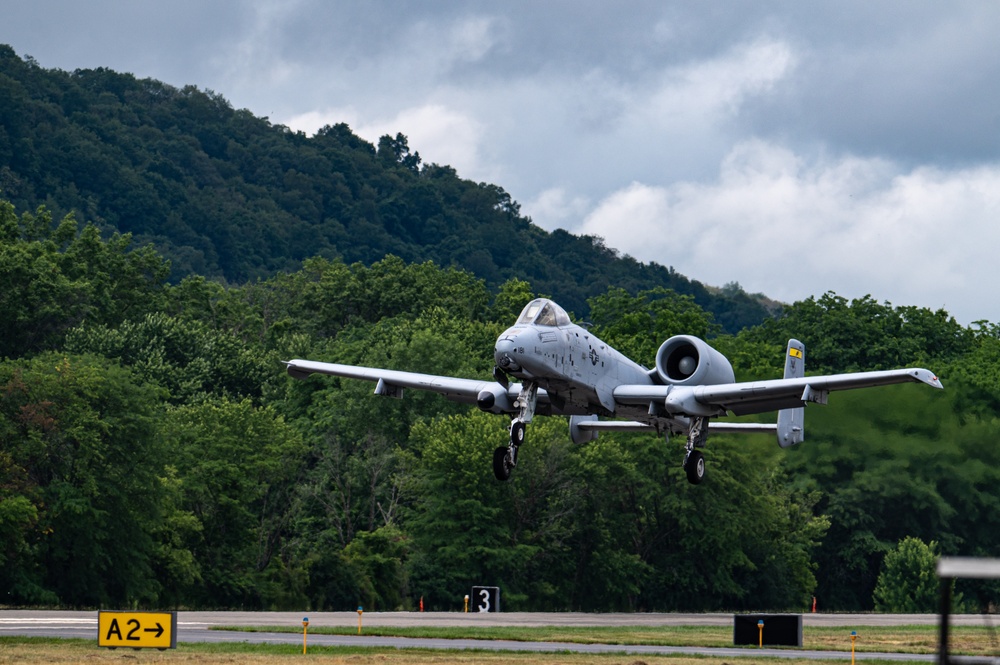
0 635 932 665
212 623 1000 655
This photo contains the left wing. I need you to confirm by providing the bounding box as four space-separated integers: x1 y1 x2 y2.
614 368 943 417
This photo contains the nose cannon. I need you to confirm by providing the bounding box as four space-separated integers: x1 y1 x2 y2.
494 337 521 372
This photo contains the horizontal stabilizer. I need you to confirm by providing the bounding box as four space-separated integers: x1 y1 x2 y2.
573 419 776 435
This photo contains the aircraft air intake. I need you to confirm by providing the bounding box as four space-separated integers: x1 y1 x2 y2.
655 335 736 386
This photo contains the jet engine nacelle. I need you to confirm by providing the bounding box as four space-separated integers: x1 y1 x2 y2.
477 385 514 414
655 335 735 386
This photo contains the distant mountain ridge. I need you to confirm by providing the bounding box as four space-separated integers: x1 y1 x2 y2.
0 45 774 331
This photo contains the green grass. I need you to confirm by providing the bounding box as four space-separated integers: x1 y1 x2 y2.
0 636 932 665
212 623 1000 655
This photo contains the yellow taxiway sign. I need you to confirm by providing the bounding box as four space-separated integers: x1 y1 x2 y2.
98 610 176 649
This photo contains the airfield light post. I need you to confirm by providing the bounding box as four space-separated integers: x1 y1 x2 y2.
357 606 363 635
757 620 764 647
464 595 469 612
302 617 309 654
851 631 857 665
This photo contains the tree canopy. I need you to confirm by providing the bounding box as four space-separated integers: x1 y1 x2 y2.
1 201 998 612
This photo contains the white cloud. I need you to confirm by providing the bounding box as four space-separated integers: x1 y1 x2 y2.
646 38 796 123
523 188 592 231
285 104 490 180
579 140 1000 323
436 15 500 65
501 38 799 218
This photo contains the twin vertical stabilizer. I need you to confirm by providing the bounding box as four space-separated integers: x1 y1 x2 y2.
777 339 805 448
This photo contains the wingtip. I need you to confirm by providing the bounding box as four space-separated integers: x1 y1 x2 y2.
913 368 944 389
284 360 312 380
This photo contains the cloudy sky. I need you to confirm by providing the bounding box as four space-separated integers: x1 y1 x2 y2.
5 1 1000 323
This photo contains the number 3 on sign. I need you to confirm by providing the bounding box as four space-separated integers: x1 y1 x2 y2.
470 586 499 613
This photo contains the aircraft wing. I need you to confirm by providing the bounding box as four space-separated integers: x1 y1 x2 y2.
614 368 943 417
285 359 494 403
283 359 545 411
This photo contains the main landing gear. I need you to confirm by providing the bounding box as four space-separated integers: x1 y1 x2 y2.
682 416 709 485
493 382 537 481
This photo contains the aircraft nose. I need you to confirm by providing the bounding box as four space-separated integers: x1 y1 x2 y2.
494 336 521 371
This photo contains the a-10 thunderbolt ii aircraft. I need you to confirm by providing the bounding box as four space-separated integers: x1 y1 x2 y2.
285 298 943 485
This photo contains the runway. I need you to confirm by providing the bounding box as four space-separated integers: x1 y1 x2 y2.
1 610 992 661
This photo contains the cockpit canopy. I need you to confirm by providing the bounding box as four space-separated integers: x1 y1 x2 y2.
516 298 571 327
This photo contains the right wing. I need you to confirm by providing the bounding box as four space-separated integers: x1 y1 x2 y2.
284 359 543 412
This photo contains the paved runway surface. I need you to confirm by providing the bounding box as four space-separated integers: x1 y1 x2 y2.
2 610 995 661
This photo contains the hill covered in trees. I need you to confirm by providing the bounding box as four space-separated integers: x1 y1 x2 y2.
0 44 770 332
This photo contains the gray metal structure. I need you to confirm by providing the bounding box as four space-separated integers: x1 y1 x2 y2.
286 298 943 484
937 558 1000 665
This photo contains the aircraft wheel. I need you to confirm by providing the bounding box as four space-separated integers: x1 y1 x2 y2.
510 420 526 446
493 446 513 481
684 450 705 485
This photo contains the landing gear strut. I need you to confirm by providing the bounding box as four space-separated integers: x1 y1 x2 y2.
683 416 709 485
493 382 537 481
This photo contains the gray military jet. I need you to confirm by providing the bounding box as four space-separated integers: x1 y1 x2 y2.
286 298 943 485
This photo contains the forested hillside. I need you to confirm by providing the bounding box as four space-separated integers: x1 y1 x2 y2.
1 202 998 612
0 45 771 331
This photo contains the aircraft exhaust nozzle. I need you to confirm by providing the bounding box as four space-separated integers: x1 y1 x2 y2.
655 335 735 386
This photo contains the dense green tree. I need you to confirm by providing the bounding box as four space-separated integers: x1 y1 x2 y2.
159 398 306 608
343 525 411 610
296 255 492 339
873 537 943 612
405 412 579 610
780 384 1000 610
741 292 971 373
489 278 536 324
0 202 169 359
0 353 164 606
64 312 276 404
572 433 827 612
